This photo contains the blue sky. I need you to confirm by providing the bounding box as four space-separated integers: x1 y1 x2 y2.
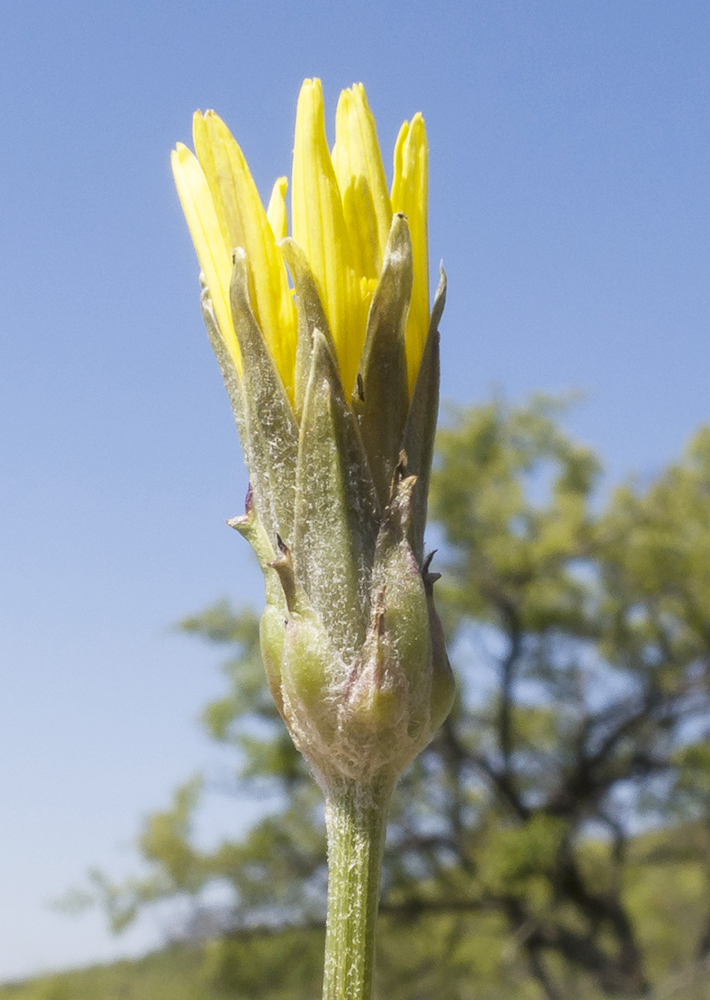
1 0 710 980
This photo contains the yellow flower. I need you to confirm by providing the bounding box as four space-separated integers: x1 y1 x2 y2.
171 78 429 398
170 79 454 801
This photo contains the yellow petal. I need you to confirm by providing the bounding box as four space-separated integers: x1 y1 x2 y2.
391 114 429 391
171 143 239 370
331 84 392 280
194 112 297 393
292 78 361 393
266 176 288 241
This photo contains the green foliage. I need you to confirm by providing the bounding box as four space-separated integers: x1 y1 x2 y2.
0 946 214 1000
5 909 710 1000
71 398 710 999
204 928 324 999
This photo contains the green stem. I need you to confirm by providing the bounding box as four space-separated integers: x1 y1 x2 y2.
321 776 393 1000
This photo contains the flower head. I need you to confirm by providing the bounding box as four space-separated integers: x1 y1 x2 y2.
172 80 453 789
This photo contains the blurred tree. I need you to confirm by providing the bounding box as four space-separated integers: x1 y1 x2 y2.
91 399 710 1000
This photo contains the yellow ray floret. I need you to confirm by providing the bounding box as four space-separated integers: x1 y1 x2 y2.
391 113 429 391
192 111 297 391
292 78 366 393
171 143 238 367
266 176 288 242
331 83 392 280
173 79 431 401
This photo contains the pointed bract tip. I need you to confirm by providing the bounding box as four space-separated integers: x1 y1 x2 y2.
422 550 437 575
227 515 249 530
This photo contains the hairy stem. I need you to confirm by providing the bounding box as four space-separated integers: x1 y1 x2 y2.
322 776 393 1000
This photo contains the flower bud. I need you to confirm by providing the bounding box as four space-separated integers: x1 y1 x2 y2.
173 80 455 790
